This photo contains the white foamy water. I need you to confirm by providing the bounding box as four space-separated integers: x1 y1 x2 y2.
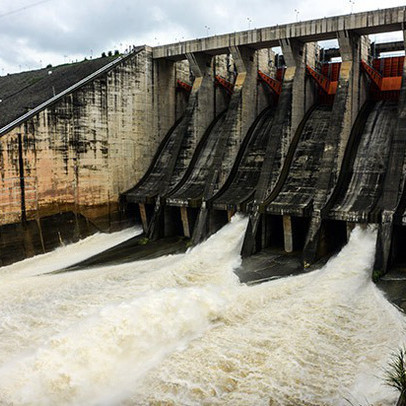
0 216 404 405
0 225 143 279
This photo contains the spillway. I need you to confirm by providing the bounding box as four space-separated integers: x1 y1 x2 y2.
124 117 185 204
126 107 224 205
0 216 404 405
165 113 226 206
264 105 331 216
326 101 397 223
211 107 275 210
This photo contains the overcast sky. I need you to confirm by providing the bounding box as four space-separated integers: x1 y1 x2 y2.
1 0 405 75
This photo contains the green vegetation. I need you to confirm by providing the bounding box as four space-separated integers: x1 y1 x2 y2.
384 347 406 393
138 237 149 246
28 77 42 85
372 269 384 283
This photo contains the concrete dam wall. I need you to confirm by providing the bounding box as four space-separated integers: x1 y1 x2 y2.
0 49 155 264
2 7 406 273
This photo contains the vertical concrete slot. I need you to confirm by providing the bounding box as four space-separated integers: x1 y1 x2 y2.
208 209 228 236
163 206 184 237
318 220 348 258
263 215 285 250
391 225 406 269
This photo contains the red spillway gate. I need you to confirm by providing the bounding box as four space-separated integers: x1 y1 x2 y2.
306 62 341 105
214 75 234 95
362 57 403 100
306 65 338 95
258 70 283 97
176 80 192 93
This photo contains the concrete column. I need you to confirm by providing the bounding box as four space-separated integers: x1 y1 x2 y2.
280 39 317 138
303 31 369 265
185 52 216 145
321 32 368 190
192 46 259 245
180 206 191 238
148 52 215 241
335 31 369 164
155 51 214 192
256 48 276 112
201 45 259 195
227 209 236 222
153 59 176 143
241 42 316 257
175 60 192 121
241 210 261 257
139 203 149 232
346 222 355 241
374 28 406 274
229 45 259 138
283 215 293 253
186 53 205 80
213 54 232 115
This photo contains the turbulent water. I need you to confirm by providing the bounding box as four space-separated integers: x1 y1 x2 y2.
0 216 404 405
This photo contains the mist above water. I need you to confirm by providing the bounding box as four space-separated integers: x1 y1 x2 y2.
0 216 404 405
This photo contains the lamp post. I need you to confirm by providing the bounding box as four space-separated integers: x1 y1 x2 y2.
349 0 355 14
294 9 300 22
247 17 252 29
204 25 210 36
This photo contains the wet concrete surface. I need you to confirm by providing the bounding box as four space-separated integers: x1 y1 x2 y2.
377 269 406 313
236 248 306 284
237 246 332 285
51 234 190 274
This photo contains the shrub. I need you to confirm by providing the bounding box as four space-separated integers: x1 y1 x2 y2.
384 347 406 393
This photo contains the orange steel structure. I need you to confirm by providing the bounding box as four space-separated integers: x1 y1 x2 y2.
176 79 192 93
361 59 402 91
306 65 338 95
214 75 235 95
363 57 403 100
258 70 283 96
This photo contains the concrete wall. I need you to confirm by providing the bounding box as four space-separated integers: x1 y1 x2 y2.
0 45 266 264
0 49 155 231
175 60 191 120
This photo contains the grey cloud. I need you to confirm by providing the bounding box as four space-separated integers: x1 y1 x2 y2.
1 0 405 74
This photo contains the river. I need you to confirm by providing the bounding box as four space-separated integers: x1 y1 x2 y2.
0 215 404 405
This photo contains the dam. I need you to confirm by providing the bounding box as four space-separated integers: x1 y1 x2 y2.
2 7 406 274
1 6 406 405
1 7 406 274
